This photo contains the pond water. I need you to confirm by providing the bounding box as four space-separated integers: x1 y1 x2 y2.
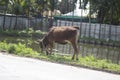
0 36 120 64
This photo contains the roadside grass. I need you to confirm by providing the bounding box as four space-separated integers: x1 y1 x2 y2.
0 41 120 74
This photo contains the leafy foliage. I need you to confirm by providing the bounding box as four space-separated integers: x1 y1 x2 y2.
58 0 78 14
0 28 45 37
0 42 39 57
82 0 120 25
0 0 119 25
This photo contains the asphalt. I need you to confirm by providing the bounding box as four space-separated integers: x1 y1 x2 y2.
0 52 120 80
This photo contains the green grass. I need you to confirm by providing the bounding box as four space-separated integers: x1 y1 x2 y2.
0 41 120 74
0 41 39 57
0 28 46 37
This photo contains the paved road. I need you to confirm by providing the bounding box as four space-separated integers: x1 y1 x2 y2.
0 53 120 80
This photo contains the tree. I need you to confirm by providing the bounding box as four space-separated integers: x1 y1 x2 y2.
23 0 33 28
82 0 120 25
0 0 9 30
11 0 24 29
9 0 33 29
35 0 48 16
57 0 77 14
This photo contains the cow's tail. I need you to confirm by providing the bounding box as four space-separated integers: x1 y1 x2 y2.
73 26 79 30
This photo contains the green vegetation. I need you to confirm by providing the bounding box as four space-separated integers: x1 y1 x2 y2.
0 42 39 57
0 41 120 74
83 0 120 25
0 0 76 15
0 28 46 37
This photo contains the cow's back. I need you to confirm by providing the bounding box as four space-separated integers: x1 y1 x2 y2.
48 26 79 42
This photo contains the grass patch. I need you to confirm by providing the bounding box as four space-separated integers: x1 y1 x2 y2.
0 41 39 57
0 28 46 37
0 41 120 74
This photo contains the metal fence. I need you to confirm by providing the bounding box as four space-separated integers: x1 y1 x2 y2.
53 20 120 47
0 0 120 64
54 43 120 64
52 0 120 47
53 20 120 64
0 14 49 31
51 0 120 64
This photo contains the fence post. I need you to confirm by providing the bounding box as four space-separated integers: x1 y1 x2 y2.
108 5 114 42
88 1 91 43
117 51 120 64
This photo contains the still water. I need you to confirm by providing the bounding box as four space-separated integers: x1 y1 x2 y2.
0 36 120 64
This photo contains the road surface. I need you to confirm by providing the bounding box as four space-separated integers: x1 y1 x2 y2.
0 52 120 80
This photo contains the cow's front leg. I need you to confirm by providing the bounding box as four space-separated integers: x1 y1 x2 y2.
45 47 52 55
44 45 50 55
48 42 54 55
45 42 54 55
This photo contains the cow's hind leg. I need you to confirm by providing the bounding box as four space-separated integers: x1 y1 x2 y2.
71 40 78 60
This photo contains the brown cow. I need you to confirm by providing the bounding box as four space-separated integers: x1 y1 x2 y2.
39 26 79 60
